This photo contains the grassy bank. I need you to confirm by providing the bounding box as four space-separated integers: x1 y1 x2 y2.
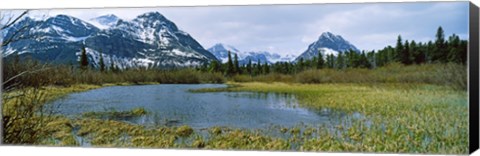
3 60 466 91
230 63 467 90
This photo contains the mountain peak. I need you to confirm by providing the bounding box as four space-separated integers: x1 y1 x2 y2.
53 14 72 19
319 31 344 41
320 31 335 37
295 32 359 62
136 12 166 20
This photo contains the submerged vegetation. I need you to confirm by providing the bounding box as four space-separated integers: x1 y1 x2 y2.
82 108 147 119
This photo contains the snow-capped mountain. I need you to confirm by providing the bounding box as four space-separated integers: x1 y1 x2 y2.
207 43 241 63
207 43 296 64
2 12 218 68
295 32 359 61
89 14 120 29
2 15 100 64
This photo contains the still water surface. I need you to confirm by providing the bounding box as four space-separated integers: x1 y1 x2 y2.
49 84 346 129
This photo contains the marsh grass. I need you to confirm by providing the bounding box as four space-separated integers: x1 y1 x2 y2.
1 84 101 144
196 82 468 154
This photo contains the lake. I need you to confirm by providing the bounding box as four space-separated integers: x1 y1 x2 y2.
48 84 349 130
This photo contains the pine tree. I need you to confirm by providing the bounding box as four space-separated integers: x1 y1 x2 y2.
336 52 345 69
367 50 376 68
226 51 235 76
298 58 305 71
246 59 252 75
426 41 434 63
413 42 426 64
257 59 263 75
447 34 461 63
358 51 372 68
233 53 240 74
263 62 269 74
326 54 335 68
109 57 117 72
99 53 105 72
401 40 411 65
395 35 403 62
79 46 89 70
347 49 359 68
434 26 446 62
317 51 325 69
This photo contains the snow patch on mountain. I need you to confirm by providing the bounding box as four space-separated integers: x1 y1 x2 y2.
320 47 339 56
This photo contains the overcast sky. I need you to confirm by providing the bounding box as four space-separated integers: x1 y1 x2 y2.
16 1 470 55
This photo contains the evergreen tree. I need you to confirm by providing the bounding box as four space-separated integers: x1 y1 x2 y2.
336 52 345 69
109 57 117 73
79 46 89 70
263 62 269 74
447 34 461 63
326 54 335 68
413 42 426 64
395 35 403 62
99 53 105 72
246 59 252 75
226 51 235 76
317 51 325 69
256 59 262 75
358 51 372 68
426 41 434 63
401 40 412 65
434 26 446 62
298 58 305 71
233 53 240 74
367 50 376 68
347 50 359 68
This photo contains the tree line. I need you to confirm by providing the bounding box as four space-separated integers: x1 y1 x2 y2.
196 26 467 76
